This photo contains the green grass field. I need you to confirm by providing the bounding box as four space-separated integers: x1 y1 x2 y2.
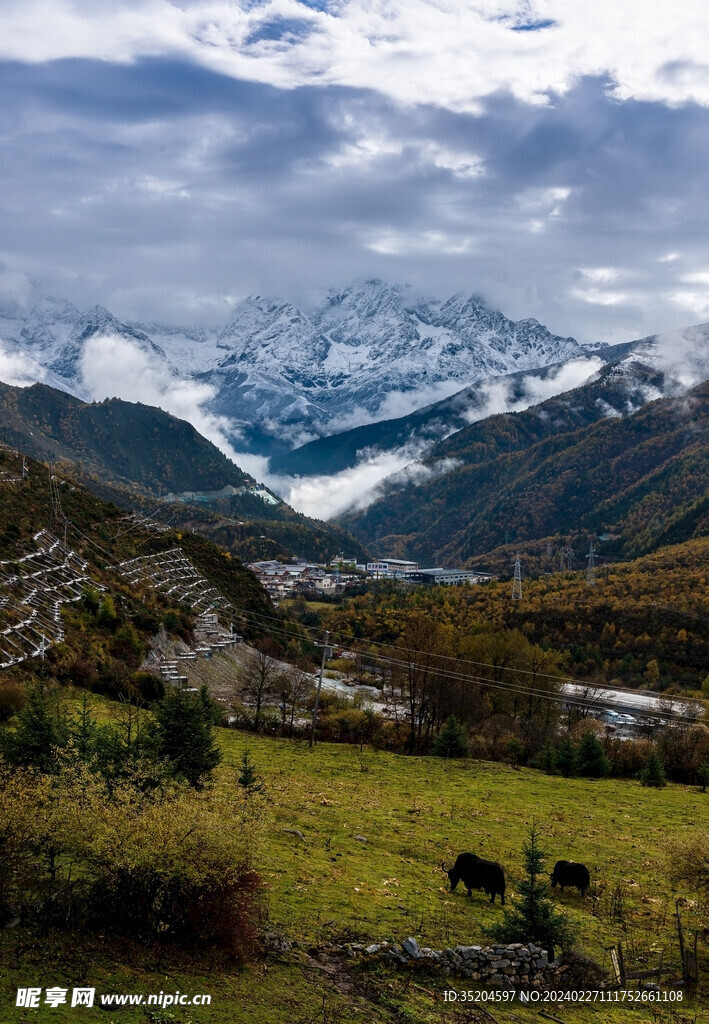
1 715 708 1024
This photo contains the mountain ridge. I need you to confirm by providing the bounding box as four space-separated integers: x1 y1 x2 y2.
0 279 614 456
336 368 709 567
0 380 370 564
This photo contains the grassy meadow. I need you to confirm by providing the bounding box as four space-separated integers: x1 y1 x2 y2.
1 707 708 1024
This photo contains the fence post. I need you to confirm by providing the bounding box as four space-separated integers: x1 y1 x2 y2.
675 900 686 983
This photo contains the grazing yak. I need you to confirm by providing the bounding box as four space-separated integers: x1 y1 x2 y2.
442 853 506 904
550 859 590 895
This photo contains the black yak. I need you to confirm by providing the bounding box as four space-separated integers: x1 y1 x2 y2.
550 860 590 895
442 853 506 904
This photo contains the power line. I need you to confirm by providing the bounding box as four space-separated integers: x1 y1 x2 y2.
227 606 702 722
229 608 701 722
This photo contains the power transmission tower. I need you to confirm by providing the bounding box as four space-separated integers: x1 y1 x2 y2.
309 630 330 749
511 552 522 601
586 543 596 586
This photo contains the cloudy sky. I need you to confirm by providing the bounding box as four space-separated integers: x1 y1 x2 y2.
2 1 709 342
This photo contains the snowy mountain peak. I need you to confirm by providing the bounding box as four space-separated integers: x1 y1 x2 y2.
2 277 628 457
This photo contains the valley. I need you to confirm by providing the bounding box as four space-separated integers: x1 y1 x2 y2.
1 295 708 1024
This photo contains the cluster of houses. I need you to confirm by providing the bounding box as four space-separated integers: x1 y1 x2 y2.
247 556 496 603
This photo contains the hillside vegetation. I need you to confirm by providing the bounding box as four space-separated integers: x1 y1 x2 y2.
1 712 706 1024
271 352 640 478
0 381 370 563
340 377 709 567
0 382 252 495
313 539 709 695
0 446 274 693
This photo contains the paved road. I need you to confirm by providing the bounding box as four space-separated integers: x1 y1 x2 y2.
561 682 703 721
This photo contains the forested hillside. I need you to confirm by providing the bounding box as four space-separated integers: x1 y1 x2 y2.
314 538 709 694
271 352 637 477
340 378 709 566
0 381 252 495
0 381 370 564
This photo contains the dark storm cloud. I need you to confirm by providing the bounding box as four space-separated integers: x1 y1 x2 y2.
2 56 709 339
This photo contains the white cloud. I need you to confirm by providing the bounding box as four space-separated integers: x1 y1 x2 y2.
0 266 33 310
79 332 249 466
320 377 470 436
460 356 602 423
364 228 477 256
0 340 46 387
4 1 709 111
270 444 461 519
270 358 602 518
638 324 709 389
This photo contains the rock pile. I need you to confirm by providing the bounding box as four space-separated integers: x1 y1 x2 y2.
346 937 560 988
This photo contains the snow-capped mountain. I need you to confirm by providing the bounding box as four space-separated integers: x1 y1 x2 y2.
203 280 610 451
0 279 651 456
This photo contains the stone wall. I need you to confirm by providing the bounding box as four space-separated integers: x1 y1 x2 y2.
346 937 561 989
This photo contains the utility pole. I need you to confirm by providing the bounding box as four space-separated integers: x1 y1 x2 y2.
309 630 329 749
586 543 596 586
511 553 522 601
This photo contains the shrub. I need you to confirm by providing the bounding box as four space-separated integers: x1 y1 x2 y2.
554 737 579 777
602 737 654 778
0 763 263 955
578 732 611 778
1 683 69 772
110 624 145 668
130 671 166 705
432 716 469 758
0 681 26 723
97 596 119 630
533 741 557 774
638 751 666 787
668 832 709 914
657 723 709 783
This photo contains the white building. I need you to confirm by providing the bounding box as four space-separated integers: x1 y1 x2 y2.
366 558 419 576
403 568 495 586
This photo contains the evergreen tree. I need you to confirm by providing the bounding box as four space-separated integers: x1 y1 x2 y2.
535 740 557 774
577 732 611 778
488 822 574 959
71 694 97 757
237 749 263 795
505 737 525 767
554 737 579 777
1 682 68 772
638 751 666 788
91 705 165 791
150 687 222 788
432 716 469 758
698 763 709 793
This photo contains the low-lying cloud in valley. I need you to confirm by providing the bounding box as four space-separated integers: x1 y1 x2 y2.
458 357 603 425
266 358 605 520
269 446 461 521
0 339 45 388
